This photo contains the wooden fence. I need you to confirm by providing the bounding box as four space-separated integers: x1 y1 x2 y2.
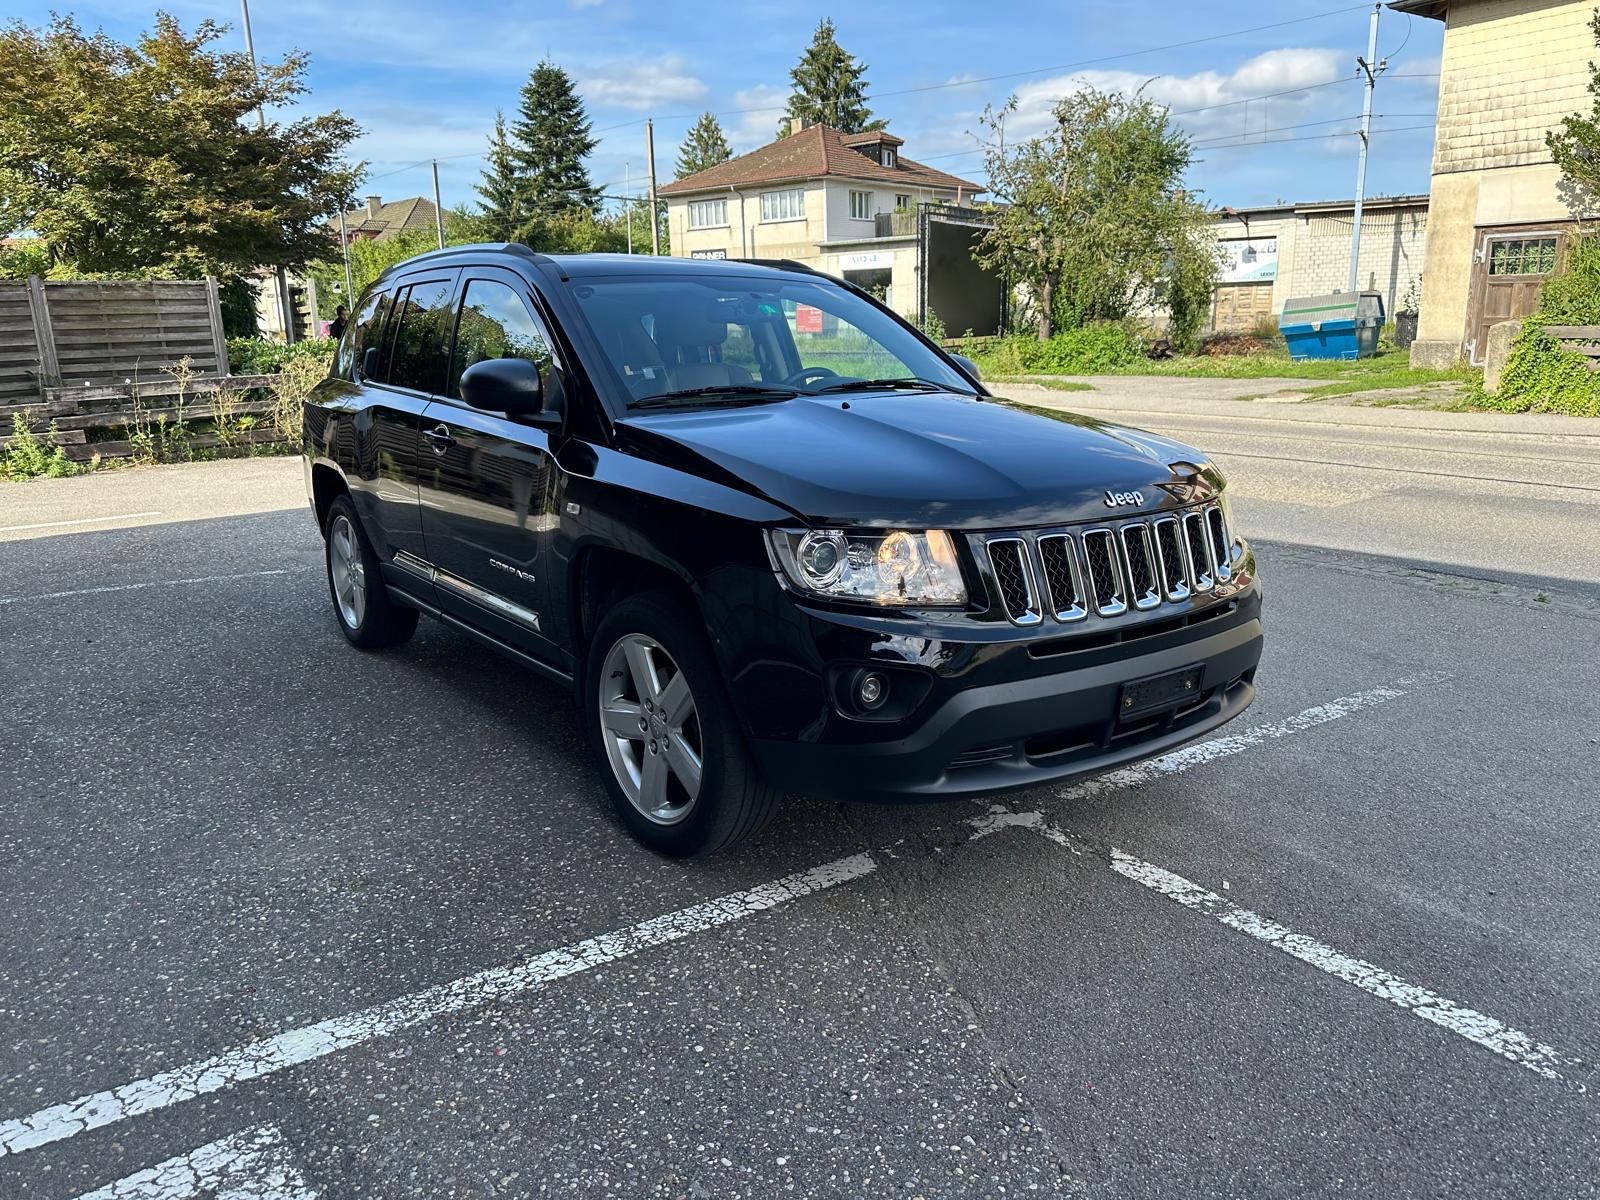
2 375 285 462
1546 325 1600 370
0 277 229 407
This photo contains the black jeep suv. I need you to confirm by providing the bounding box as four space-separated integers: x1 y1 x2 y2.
304 247 1263 856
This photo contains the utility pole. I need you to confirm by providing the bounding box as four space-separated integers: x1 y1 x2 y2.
240 0 295 344
624 163 633 254
431 159 445 249
645 119 660 256
1348 2 1386 294
336 207 354 301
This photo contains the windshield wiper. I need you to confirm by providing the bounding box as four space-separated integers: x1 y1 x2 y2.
629 385 800 410
812 377 972 396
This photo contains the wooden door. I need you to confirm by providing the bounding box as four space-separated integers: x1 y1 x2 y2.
1467 228 1564 364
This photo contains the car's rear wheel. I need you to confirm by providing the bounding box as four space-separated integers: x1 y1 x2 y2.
324 495 418 649
585 593 779 856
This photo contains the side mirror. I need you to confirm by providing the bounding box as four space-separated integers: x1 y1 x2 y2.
950 353 981 383
459 357 560 426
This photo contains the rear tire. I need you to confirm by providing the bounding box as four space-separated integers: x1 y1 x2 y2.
585 592 779 857
324 494 418 650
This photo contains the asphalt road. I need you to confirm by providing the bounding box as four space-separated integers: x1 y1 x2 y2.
2 401 1597 1198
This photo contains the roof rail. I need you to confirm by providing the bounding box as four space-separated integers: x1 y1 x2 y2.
382 242 554 271
730 257 825 276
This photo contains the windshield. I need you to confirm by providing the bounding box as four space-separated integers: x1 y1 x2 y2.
566 273 975 407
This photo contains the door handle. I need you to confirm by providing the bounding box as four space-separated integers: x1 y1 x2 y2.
424 423 456 455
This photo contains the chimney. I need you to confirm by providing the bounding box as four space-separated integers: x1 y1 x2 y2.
365 195 382 219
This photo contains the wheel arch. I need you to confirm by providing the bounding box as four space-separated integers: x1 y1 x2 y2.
309 458 349 534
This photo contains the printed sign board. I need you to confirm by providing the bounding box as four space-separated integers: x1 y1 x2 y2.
794 304 824 333
838 250 896 271
1217 237 1278 284
689 248 728 260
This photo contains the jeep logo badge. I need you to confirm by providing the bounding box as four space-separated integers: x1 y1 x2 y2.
1104 490 1144 509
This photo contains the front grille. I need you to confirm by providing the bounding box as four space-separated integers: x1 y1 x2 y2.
985 537 1041 625
1207 507 1232 580
1183 511 1214 591
982 501 1236 628
1080 529 1127 616
1036 534 1087 621
1152 517 1191 601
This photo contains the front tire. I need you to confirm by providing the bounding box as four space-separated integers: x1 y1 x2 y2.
324 495 418 650
585 592 779 857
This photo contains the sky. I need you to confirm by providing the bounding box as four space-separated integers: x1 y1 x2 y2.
16 0 1446 216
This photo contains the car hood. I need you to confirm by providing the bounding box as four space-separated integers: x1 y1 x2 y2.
613 390 1216 529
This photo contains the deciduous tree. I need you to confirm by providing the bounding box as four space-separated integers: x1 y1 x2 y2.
675 113 733 179
0 14 361 278
1548 9 1600 212
781 20 885 136
976 88 1217 340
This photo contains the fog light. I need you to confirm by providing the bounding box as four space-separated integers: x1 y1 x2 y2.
857 671 888 710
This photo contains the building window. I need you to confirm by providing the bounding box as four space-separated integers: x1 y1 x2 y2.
687 198 727 229
1488 237 1558 276
760 188 806 222
883 148 896 168
849 190 872 220
894 194 911 211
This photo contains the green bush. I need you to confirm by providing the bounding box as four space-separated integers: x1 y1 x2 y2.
2 414 80 481
227 336 337 376
1481 320 1600 416
1482 234 1600 417
974 322 1144 375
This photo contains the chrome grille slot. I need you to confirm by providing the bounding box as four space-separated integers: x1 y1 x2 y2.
1182 511 1214 592
1079 529 1127 616
1119 524 1162 611
986 537 1041 625
1151 517 1191 601
1206 505 1232 580
1036 534 1087 622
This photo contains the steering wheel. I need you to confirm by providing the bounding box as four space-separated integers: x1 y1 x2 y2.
782 366 839 389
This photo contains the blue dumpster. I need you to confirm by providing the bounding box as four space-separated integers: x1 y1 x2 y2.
1279 292 1385 360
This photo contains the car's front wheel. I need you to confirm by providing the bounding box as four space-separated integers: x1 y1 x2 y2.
585 593 779 856
323 495 418 650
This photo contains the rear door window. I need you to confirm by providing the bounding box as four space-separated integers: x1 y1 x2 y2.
384 277 457 393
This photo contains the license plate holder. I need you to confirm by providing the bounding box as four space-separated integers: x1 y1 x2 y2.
1119 665 1204 720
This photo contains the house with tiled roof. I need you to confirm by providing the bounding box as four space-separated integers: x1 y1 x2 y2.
334 195 442 242
659 124 1003 334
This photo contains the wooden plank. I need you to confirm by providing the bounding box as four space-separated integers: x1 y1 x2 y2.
26 276 60 384
62 426 288 462
205 276 230 379
1543 325 1600 339
40 374 279 403
50 397 277 431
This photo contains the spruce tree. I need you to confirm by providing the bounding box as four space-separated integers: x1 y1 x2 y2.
510 59 599 215
475 110 525 240
675 112 733 179
781 19 886 135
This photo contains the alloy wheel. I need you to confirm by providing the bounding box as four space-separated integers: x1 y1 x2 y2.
598 633 704 825
328 514 366 630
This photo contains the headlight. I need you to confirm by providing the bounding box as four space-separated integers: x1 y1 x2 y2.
767 529 968 607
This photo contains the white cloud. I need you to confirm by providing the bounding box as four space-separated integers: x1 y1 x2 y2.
577 57 709 111
1003 48 1352 147
727 84 788 152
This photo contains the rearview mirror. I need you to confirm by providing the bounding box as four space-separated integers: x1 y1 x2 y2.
459 357 560 426
950 353 981 383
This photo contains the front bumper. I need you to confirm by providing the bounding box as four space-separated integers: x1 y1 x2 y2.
743 592 1263 805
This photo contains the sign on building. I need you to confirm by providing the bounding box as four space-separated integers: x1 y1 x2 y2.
690 249 728 260
838 250 896 271
1217 237 1278 284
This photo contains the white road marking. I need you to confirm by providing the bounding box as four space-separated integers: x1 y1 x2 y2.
0 854 878 1158
2 671 1500 1166
0 570 299 606
1100 846 1577 1082
69 1124 314 1199
0 511 162 534
1056 673 1450 803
